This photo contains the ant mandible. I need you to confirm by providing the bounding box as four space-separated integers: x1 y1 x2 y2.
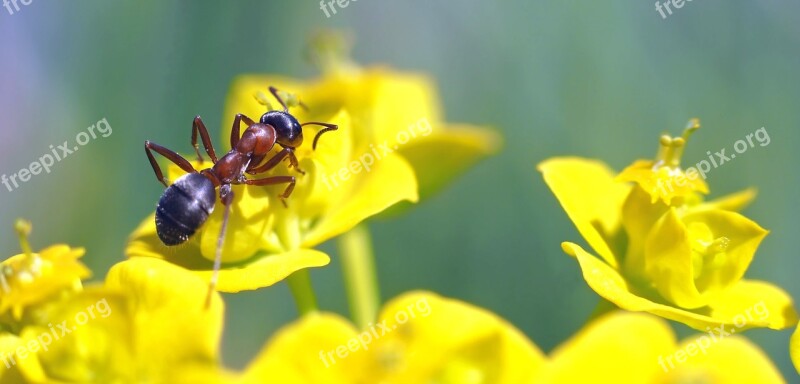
143 86 337 304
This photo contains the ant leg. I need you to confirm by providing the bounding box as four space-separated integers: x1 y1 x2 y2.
302 122 339 150
205 184 233 308
245 175 295 207
248 147 304 175
269 86 289 112
144 141 197 187
231 113 257 148
191 116 218 163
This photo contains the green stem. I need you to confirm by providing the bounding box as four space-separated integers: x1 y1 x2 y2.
286 269 318 316
338 224 380 329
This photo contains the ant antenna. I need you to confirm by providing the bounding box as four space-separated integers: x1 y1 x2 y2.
204 199 232 308
302 122 339 150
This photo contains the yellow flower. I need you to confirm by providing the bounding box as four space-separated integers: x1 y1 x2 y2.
0 245 89 320
9 258 234 384
538 121 796 331
127 43 499 293
242 291 543 383
790 321 800 376
533 311 785 383
0 220 90 320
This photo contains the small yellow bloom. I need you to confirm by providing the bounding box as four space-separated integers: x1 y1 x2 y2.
538 121 797 331
0 245 89 320
533 311 785 383
0 220 90 320
11 258 232 383
127 43 499 292
243 291 543 383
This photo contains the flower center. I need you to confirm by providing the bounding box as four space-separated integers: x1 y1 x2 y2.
0 219 44 293
689 222 731 279
654 118 700 169
698 236 731 256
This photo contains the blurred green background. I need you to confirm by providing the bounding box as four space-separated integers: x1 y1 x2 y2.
1 0 799 378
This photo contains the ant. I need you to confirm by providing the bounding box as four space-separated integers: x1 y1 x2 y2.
144 86 337 304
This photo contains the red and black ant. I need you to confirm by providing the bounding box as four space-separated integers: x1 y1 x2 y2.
144 86 337 303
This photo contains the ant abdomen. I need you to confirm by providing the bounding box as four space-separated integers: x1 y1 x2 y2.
155 173 216 246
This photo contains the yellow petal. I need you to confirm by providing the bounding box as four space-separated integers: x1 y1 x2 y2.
538 158 630 268
199 183 275 262
791 321 800 375
302 153 418 247
380 125 501 216
0 333 42 383
126 214 330 292
682 209 769 296
666 336 784 383
194 249 330 293
105 258 224 361
357 68 444 147
17 287 133 382
243 312 362 384
562 242 796 331
620 186 668 280
368 291 544 383
20 259 230 382
699 187 757 212
638 208 770 309
164 364 245 384
704 279 797 330
643 208 704 308
535 311 675 383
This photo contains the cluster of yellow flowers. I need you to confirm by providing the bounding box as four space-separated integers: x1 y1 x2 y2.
1 37 799 383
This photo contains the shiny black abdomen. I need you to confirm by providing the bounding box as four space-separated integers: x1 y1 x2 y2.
155 173 216 245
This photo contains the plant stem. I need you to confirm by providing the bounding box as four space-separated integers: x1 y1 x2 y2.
338 224 380 329
287 269 318 316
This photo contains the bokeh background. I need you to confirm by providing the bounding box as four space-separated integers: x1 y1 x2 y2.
1 0 799 378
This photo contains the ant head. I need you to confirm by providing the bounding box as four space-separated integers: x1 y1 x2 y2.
260 110 303 148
